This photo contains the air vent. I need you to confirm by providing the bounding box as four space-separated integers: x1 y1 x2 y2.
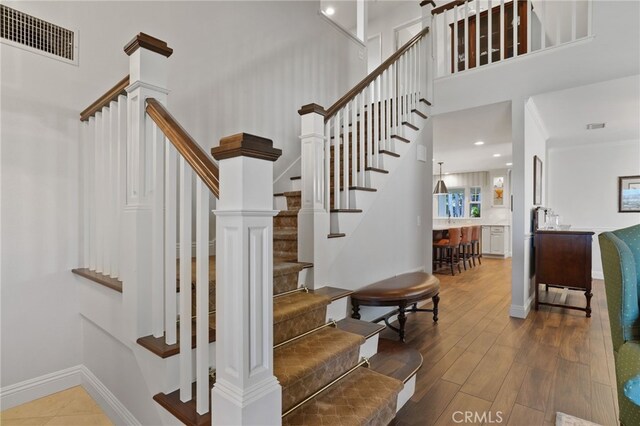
586 122 606 130
1 5 76 63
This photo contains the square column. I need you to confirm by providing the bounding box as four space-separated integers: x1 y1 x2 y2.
211 133 283 425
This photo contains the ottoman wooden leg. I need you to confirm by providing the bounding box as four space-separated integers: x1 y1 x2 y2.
432 294 440 323
398 303 407 342
351 301 361 320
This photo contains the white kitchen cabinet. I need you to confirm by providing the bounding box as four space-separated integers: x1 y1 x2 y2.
482 225 511 257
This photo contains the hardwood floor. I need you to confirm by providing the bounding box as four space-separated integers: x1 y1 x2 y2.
389 258 618 426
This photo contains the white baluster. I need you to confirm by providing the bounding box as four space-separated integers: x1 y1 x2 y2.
195 178 210 415
526 0 531 53
95 111 103 274
351 96 357 188
475 0 480 67
88 116 96 271
165 141 178 345
500 0 505 60
464 1 469 70
403 53 408 122
387 64 393 149
411 47 416 110
488 0 493 64
82 121 90 268
571 0 577 41
325 120 331 210
513 0 518 58
179 158 193 402
366 85 373 171
342 103 349 208
115 94 127 279
541 0 546 49
358 91 366 187
109 101 119 278
333 113 340 210
454 5 459 73
381 69 387 152
102 106 111 276
373 77 380 169
433 13 439 77
151 123 165 338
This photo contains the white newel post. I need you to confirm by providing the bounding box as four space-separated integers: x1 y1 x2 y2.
121 33 173 339
297 104 330 287
211 133 283 425
421 1 435 102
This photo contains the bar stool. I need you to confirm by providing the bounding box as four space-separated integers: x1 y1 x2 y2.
460 226 474 270
471 225 482 266
433 228 463 276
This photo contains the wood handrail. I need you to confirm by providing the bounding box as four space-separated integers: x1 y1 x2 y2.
431 0 467 15
145 98 220 198
80 75 130 121
325 26 429 121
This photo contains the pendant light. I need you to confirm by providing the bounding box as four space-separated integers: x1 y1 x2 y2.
433 162 449 195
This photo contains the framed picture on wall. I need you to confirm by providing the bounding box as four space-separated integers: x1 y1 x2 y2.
533 156 543 206
619 175 640 212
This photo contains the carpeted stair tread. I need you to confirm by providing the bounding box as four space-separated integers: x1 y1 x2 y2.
273 261 305 277
275 327 365 387
275 229 298 240
282 367 403 426
275 327 366 412
277 210 298 217
274 292 330 324
274 292 330 345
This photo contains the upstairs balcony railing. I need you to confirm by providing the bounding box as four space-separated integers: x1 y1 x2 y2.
431 0 592 77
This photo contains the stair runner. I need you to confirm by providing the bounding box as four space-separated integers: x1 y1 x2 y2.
147 190 420 425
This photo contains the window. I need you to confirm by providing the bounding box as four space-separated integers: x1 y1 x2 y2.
438 188 465 218
470 187 482 217
437 187 483 218
0 4 77 64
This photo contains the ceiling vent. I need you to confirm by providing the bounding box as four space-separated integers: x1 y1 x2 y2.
586 122 606 130
1 4 77 64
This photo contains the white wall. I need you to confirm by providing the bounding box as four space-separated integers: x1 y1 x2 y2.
547 139 640 279
367 1 423 63
1 0 364 396
431 0 640 318
1 37 83 387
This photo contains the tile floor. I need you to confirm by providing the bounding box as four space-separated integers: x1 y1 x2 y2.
0 386 113 426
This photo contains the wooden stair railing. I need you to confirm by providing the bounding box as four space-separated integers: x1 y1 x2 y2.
145 98 220 198
79 75 130 122
321 26 429 212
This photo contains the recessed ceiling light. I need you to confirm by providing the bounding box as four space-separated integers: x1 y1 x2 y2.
324 6 335 16
506 162 513 166
474 141 484 146
493 153 501 157
586 122 605 130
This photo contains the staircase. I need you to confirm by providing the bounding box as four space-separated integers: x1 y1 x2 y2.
72 21 432 425
142 191 422 425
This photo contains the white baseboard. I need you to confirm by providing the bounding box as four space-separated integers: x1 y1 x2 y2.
0 365 140 425
80 366 141 425
509 296 533 319
593 270 604 280
0 366 82 410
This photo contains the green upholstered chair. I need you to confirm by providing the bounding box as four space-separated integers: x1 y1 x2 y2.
600 224 640 426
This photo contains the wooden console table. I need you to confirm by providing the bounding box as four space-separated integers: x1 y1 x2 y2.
534 230 595 317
